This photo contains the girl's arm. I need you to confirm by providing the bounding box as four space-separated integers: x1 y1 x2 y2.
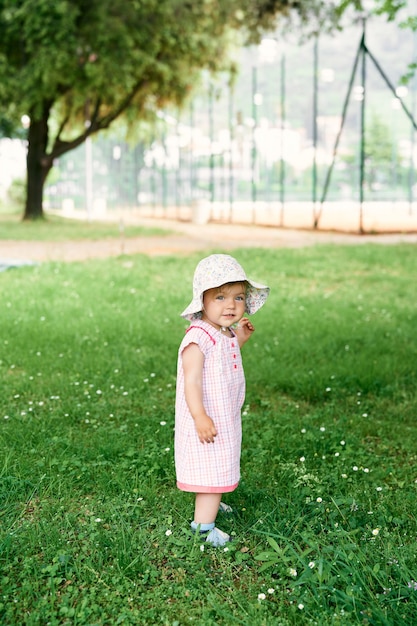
234 317 255 348
182 343 217 444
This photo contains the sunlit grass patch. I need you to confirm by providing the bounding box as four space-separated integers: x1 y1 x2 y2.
0 212 170 241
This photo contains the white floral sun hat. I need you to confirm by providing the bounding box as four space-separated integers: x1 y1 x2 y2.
181 254 270 321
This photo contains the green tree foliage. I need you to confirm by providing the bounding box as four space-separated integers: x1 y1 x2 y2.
0 0 406 219
365 113 395 191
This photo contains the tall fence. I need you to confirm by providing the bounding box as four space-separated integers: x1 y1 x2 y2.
45 13 417 231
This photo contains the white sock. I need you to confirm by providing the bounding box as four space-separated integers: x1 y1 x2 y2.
191 521 215 533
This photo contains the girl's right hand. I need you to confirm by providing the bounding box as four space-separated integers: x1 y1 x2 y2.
194 415 217 444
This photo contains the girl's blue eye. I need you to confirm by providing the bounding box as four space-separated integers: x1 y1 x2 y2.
236 296 244 301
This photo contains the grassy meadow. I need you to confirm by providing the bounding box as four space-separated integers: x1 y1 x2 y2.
1 241 417 625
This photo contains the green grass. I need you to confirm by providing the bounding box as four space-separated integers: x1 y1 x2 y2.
0 212 170 241
1 244 417 625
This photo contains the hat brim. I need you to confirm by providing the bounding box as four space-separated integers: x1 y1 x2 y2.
181 278 269 321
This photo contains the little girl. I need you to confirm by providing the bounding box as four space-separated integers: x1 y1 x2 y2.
175 254 269 546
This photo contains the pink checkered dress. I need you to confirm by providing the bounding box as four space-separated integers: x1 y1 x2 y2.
175 320 246 493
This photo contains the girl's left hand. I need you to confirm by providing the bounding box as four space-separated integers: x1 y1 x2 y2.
234 317 255 347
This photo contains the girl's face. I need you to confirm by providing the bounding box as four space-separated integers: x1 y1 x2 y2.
202 282 246 330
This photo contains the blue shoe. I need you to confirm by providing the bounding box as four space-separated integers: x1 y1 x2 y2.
204 527 232 547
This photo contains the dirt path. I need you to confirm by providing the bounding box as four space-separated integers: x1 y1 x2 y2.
1 217 417 263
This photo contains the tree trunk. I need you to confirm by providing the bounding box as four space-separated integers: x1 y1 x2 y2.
23 105 53 221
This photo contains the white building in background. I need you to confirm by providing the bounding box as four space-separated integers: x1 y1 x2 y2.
0 139 26 200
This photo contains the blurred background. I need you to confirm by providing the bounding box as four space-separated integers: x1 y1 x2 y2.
2 10 417 230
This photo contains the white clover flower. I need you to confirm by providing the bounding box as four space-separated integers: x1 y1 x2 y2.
363 468 370 473
200 544 205 552
376 487 382 492
326 387 331 392
94 518 103 523
301 428 306 433
340 440 346 446
300 456 305 462
316 497 323 503
257 593 266 601
362 413 368 417
165 529 172 537
372 528 379 536
223 547 229 552
96 390 102 395
150 373 156 377
334 452 340 457
308 561 315 569
267 588 275 594
352 466 358 471
160 421 167 426
289 568 297 577
341 474 347 478
320 427 326 432
298 603 304 610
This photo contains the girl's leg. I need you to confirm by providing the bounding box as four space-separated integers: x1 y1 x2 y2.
192 493 231 547
194 493 222 524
